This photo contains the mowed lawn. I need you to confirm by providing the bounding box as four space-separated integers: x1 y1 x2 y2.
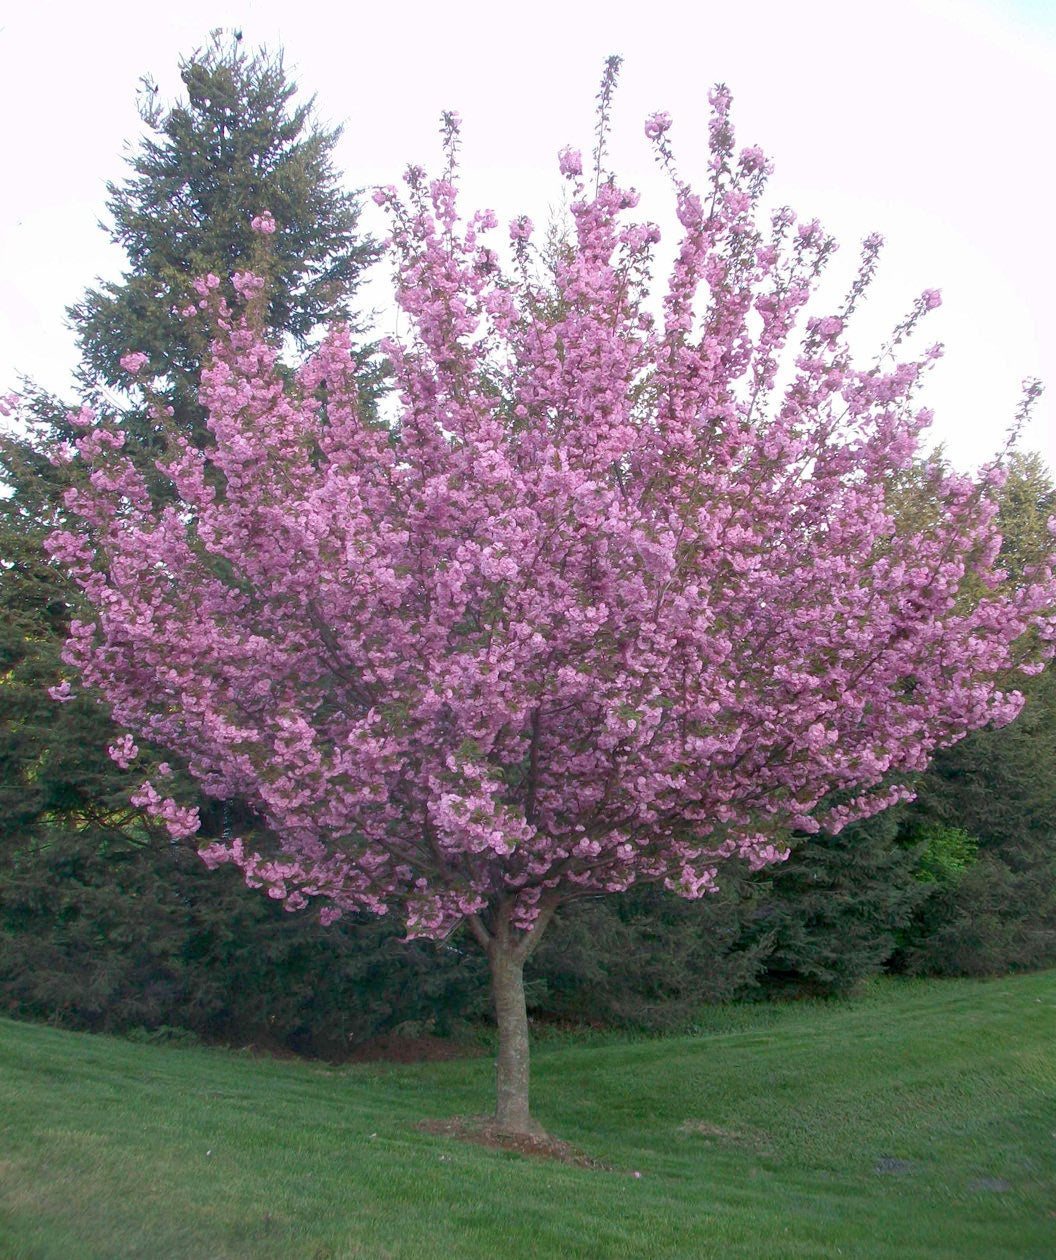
0 972 1053 1259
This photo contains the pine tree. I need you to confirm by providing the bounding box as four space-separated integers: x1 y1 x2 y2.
891 451 1056 974
0 34 402 1045
742 812 924 996
69 31 378 441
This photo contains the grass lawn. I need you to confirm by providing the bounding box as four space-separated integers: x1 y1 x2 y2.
0 971 1053 1258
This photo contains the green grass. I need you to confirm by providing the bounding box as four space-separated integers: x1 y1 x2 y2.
1 973 1054 1258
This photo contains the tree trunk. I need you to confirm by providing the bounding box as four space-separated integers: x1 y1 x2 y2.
470 898 558 1136
487 933 542 1135
486 925 547 1136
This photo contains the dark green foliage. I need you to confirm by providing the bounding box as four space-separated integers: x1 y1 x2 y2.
743 811 925 997
896 854 1056 977
527 817 927 1018
528 875 769 1029
0 822 489 1053
910 670 1056 863
893 668 1056 976
889 452 1056 977
904 820 979 885
989 449 1056 584
0 423 138 892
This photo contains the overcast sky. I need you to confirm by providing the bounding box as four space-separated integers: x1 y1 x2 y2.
1 0 1053 473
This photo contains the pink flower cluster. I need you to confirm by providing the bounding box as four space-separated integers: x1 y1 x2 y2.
129 781 200 840
119 351 149 374
250 211 276 234
232 271 266 301
108 733 139 769
644 111 672 139
558 146 583 177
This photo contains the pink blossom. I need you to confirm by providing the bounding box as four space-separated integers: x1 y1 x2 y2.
232 271 266 301
119 351 150 374
644 111 672 140
108 734 139 769
509 216 534 242
49 442 76 465
250 211 277 235
558 146 583 177
131 781 200 839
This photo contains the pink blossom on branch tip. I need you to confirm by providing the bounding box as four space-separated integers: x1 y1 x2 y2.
232 271 266 300
558 146 583 177
644 111 672 140
130 781 200 840
738 145 766 172
509 216 533 242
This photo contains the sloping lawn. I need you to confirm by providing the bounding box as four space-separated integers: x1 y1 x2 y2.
1 972 1053 1258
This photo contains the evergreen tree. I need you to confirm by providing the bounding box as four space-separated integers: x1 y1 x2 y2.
741 812 924 996
895 665 1056 975
0 34 418 1047
69 30 378 442
893 451 1056 975
529 874 768 1029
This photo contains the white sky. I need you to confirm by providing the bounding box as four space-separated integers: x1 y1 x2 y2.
1 0 1053 474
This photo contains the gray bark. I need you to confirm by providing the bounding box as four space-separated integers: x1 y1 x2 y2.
477 900 557 1136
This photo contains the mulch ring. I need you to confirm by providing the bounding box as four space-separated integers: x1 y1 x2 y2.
416 1115 624 1172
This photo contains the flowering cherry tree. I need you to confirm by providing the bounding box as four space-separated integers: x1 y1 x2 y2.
50 76 1055 1135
